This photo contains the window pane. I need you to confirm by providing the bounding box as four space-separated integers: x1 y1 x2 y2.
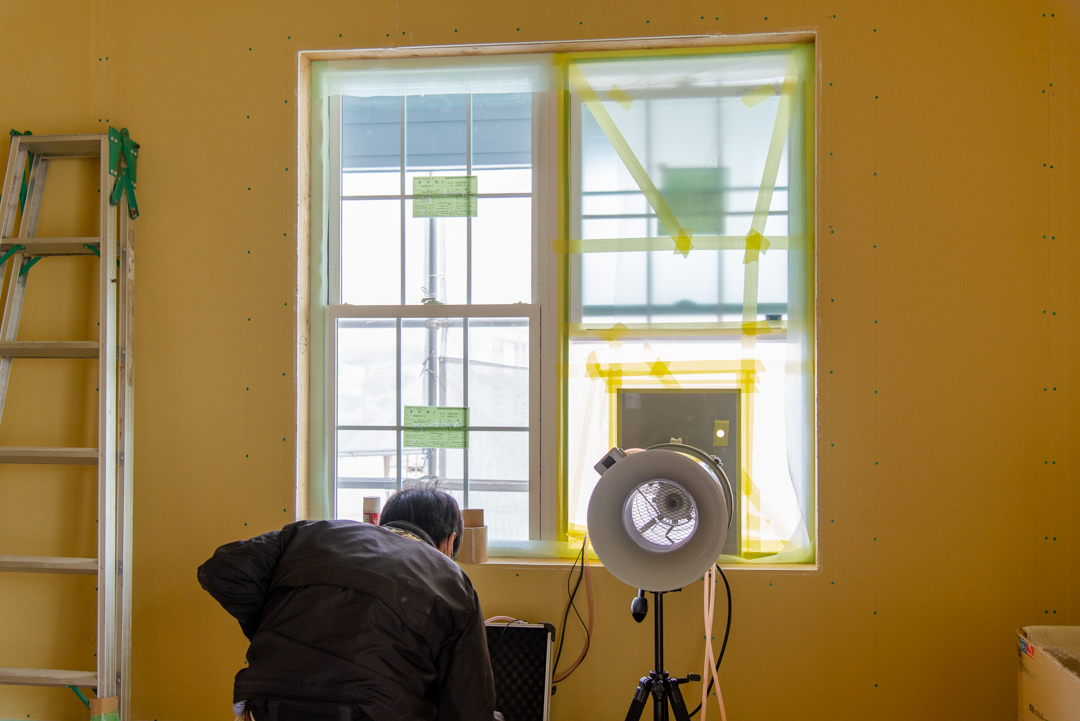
341 199 400 304
580 252 648 323
473 93 532 194
342 96 401 197
337 319 397 427
401 318 464 413
720 249 788 309
403 446 465 496
650 249 720 320
472 197 531 304
337 430 397 520
406 94 467 173
404 200 467 305
568 48 813 559
469 431 529 540
468 318 529 427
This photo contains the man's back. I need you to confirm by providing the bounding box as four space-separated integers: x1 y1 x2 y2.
198 519 496 721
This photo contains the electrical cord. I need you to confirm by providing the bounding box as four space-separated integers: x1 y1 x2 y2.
484 617 529 651
551 537 594 688
689 563 731 718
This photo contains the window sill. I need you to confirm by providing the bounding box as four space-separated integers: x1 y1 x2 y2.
463 557 820 573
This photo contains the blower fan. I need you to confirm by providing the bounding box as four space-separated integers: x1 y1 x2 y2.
588 443 733 721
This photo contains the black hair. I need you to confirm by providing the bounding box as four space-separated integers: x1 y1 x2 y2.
380 482 463 558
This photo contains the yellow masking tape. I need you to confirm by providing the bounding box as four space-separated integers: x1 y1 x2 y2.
567 62 694 258
607 86 633 111
575 357 764 387
747 69 796 242
596 322 630 342
557 44 802 63
743 230 772 265
743 54 798 350
643 344 680 389
741 83 777 108
553 236 789 255
570 320 783 338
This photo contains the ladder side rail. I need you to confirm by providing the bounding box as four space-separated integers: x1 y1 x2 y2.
97 135 120 700
18 156 49 239
116 194 134 720
0 138 27 238
0 158 50 425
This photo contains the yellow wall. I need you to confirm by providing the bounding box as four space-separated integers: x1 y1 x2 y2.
0 1 1077 719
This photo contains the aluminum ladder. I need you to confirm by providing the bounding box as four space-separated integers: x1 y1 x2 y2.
0 133 135 717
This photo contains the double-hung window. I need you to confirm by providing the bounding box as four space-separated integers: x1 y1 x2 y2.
311 43 816 561
319 60 553 543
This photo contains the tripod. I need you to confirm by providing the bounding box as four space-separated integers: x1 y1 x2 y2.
624 591 700 721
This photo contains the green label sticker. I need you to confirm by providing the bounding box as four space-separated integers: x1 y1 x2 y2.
403 406 469 449
413 176 477 196
413 195 477 217
412 176 478 217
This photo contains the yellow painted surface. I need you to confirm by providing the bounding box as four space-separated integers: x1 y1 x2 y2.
0 1 1077 719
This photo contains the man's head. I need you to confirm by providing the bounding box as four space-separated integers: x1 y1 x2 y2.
380 483 463 559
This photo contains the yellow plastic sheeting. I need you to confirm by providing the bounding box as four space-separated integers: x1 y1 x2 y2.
563 341 774 556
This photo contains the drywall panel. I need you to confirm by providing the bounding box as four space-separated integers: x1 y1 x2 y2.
0 0 1075 719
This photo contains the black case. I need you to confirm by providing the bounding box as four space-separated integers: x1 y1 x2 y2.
485 621 555 721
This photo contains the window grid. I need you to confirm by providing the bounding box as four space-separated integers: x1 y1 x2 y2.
332 94 537 522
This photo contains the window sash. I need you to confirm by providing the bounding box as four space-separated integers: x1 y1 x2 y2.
327 303 542 536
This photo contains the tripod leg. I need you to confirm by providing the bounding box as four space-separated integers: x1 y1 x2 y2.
666 680 692 721
624 677 652 721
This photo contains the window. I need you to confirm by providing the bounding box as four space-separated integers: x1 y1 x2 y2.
310 43 815 562
318 59 552 544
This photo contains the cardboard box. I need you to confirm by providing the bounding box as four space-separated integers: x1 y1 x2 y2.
1018 626 1080 721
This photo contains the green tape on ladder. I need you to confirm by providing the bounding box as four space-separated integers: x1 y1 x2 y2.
83 243 101 257
68 685 91 709
18 256 41 277
0 244 25 267
108 127 140 218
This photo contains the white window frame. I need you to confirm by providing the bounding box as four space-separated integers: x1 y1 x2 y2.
302 36 816 558
323 86 560 541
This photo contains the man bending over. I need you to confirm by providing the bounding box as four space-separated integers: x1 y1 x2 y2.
198 485 499 721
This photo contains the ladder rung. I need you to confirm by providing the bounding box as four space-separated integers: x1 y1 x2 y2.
0 667 97 688
0 237 101 256
0 341 99 358
0 447 98 464
12 134 103 157
0 555 97 575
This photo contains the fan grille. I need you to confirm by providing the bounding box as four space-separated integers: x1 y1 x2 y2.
628 480 697 547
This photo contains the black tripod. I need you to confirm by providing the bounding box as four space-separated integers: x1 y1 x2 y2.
624 591 700 721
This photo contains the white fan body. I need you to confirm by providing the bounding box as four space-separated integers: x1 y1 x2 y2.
588 449 731 591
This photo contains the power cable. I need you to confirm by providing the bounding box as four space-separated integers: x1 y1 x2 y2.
691 565 734 716
551 538 593 689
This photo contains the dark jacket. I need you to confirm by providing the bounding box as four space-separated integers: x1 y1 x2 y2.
197 519 497 721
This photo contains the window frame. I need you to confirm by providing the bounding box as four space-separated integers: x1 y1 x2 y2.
302 36 817 562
